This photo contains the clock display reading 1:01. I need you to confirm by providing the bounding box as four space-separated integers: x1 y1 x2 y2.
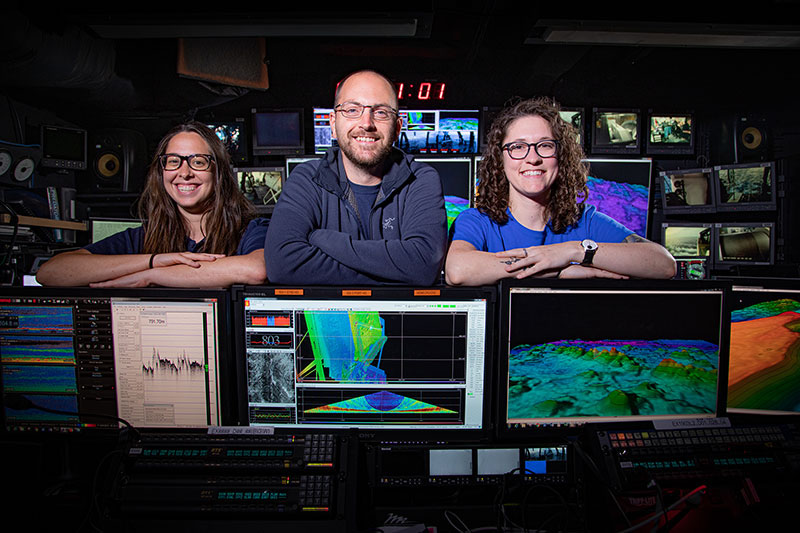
395 82 446 101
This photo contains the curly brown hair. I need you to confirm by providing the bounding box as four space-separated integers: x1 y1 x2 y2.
476 97 588 233
138 121 255 256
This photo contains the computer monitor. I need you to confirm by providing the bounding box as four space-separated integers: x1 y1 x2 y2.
204 119 248 164
497 280 727 437
234 166 285 214
661 222 713 280
234 286 494 439
40 125 87 171
286 156 322 178
714 161 776 212
1 288 231 433
397 109 479 154
559 107 584 146
313 107 336 154
583 158 652 238
660 167 716 214
89 218 143 244
715 222 774 267
251 108 305 156
590 108 641 155
414 157 472 230
647 112 694 155
727 279 800 415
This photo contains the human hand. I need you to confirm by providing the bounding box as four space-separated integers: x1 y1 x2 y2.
90 269 153 288
151 252 225 269
496 242 579 279
558 264 628 279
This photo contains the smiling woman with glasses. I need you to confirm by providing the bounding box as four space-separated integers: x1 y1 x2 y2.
444 96 675 285
36 121 269 288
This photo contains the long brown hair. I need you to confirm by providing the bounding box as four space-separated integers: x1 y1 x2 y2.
476 97 588 233
137 121 255 255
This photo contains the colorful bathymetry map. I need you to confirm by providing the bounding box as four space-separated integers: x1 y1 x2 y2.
446 195 470 230
507 339 718 420
586 176 649 237
728 299 800 412
305 390 455 414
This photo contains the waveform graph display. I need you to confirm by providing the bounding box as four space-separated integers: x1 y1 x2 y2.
247 349 296 404
586 176 648 237
248 311 293 328
4 394 79 426
0 305 74 335
295 310 468 385
0 335 75 364
112 301 220 428
728 298 800 413
296 387 464 424
507 338 719 421
3 364 78 394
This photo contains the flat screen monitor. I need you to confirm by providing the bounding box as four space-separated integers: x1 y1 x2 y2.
234 286 494 438
660 168 716 214
89 218 143 244
41 125 87 170
590 108 641 155
234 166 285 214
727 280 800 415
414 157 472 230
559 108 584 146
1 288 231 433
661 222 713 260
582 158 652 238
286 156 323 178
647 112 694 155
313 107 336 154
497 280 727 436
251 108 305 156
205 119 248 164
714 161 776 212
715 222 774 267
397 109 479 154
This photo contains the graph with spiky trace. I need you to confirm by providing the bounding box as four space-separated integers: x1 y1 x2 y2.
728 298 800 412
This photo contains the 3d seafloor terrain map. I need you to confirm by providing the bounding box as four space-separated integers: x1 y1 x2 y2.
728 298 800 411
507 338 719 420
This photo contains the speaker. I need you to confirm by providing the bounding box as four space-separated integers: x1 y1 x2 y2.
735 115 770 162
87 128 147 193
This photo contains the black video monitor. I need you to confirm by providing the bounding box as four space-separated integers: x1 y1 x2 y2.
41 125 87 171
661 222 713 280
727 279 800 415
205 119 248 164
1 288 232 434
497 280 727 437
590 109 641 155
234 166 285 214
559 107 584 146
233 286 494 440
414 157 472 231
583 158 652 238
251 108 305 156
397 109 479 154
715 161 776 212
715 223 774 267
660 167 715 214
647 112 694 155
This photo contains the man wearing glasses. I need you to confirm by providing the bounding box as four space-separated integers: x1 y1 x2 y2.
265 70 447 285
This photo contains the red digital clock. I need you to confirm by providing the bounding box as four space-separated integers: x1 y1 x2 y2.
395 81 446 101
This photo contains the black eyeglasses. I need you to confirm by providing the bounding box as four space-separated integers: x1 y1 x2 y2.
334 102 398 121
159 153 215 171
501 140 559 160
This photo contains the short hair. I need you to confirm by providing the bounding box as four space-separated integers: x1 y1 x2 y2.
138 121 254 255
476 96 588 233
333 69 399 109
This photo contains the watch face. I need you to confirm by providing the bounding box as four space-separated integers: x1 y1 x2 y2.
582 239 598 251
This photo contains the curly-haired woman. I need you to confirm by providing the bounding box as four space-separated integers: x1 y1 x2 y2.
37 121 268 287
445 97 675 285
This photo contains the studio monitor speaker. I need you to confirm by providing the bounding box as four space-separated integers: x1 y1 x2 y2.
735 115 770 162
88 128 147 193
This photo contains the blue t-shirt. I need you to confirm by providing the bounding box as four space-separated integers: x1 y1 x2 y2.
85 218 269 256
451 205 632 252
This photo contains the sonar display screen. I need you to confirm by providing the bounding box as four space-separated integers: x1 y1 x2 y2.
242 295 488 430
728 285 800 415
503 286 724 428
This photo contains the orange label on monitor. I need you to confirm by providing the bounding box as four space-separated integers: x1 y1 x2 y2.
414 290 440 296
342 290 371 297
274 289 303 296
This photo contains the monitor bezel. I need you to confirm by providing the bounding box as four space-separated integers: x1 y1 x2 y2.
714 222 775 267
714 161 777 213
203 118 250 164
250 108 306 156
582 157 653 239
646 110 695 155
590 108 642 155
231 285 496 442
660 221 715 265
397 108 481 155
659 167 716 215
233 165 286 215
559 107 585 148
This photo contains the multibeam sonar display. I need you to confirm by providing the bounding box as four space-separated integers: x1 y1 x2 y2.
243 295 488 430
728 288 800 414
0 335 75 364
505 288 723 426
0 305 74 335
